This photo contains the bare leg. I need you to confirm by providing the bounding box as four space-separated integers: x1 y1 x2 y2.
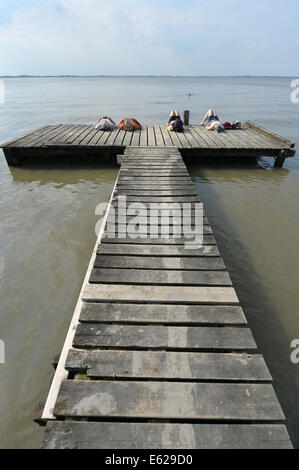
200 109 217 126
168 110 179 124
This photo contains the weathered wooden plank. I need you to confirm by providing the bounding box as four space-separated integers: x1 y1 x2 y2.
122 130 133 147
123 158 182 164
69 125 94 145
102 128 121 146
124 155 181 160
115 189 197 196
154 126 165 146
199 128 226 149
20 124 68 147
82 284 239 304
124 153 180 158
84 128 103 145
118 176 192 182
108 215 209 226
113 194 200 199
121 160 183 165
66 349 271 381
41 125 85 146
90 268 231 286
138 127 148 146
1 125 52 148
105 224 211 235
73 324 255 350
183 127 204 148
53 380 284 420
173 131 191 149
130 130 141 146
86 128 105 145
101 234 215 245
110 198 201 206
223 129 260 150
245 121 294 148
0 124 62 149
96 127 113 146
98 243 219 257
114 130 126 146
48 124 86 145
79 303 246 325
94 255 223 270
43 421 292 449
98 128 117 146
112 198 200 206
120 166 187 172
8 124 62 147
125 146 178 154
122 160 186 166
121 168 187 173
119 174 190 180
123 153 184 159
147 126 156 146
188 126 211 148
116 184 196 190
166 131 184 148
120 168 189 174
198 126 228 149
79 127 101 145
244 128 280 149
214 130 244 150
113 195 199 202
240 129 278 150
160 127 175 146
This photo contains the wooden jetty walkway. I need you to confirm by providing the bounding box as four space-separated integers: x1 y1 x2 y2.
1 121 295 168
40 146 292 449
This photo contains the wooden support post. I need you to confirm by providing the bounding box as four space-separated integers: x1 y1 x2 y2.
33 402 47 427
3 149 25 166
183 110 190 126
52 354 60 370
274 150 286 168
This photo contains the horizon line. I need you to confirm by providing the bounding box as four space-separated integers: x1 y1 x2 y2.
0 74 298 79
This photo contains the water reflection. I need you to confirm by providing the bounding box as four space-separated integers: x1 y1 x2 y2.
9 159 118 185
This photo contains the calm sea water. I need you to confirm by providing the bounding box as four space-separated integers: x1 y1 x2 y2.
0 77 299 448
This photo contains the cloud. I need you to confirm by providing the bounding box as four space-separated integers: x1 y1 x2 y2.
0 0 298 76
0 0 209 74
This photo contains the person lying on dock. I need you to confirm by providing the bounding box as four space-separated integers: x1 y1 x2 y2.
166 109 184 132
119 118 142 131
200 109 224 133
95 116 117 131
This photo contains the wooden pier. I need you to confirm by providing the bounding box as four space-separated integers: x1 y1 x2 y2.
41 146 292 449
1 121 295 168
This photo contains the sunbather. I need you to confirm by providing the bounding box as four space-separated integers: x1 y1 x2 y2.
200 109 224 133
119 118 142 131
166 110 184 132
95 116 117 131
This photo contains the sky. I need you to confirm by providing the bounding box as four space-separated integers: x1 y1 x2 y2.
0 0 299 76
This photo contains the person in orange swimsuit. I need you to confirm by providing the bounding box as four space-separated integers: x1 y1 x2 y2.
119 118 142 131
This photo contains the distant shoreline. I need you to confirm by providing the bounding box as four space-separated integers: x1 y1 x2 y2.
0 75 297 79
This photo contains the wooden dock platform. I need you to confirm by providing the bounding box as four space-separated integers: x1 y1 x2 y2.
40 146 292 449
1 121 295 167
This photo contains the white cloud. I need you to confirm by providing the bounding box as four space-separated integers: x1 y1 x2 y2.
0 0 298 76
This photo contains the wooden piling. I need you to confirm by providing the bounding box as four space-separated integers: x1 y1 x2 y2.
183 110 190 125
